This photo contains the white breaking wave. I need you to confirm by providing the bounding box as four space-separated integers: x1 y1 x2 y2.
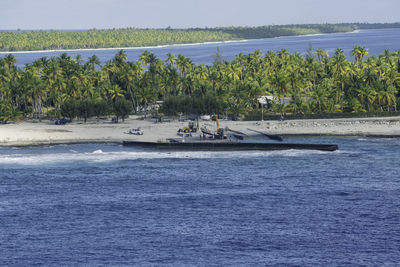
0 149 328 166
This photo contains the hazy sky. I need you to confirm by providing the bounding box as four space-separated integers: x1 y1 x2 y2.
1 0 399 29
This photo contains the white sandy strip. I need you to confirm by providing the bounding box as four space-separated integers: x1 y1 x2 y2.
0 39 248 55
1 116 400 147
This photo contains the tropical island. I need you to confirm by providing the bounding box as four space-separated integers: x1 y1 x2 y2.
2 20 400 146
1 43 400 146
1 23 400 52
1 43 400 122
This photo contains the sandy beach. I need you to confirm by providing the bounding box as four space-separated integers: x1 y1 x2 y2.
1 116 400 147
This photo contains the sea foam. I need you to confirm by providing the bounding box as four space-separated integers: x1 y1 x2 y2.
0 148 328 166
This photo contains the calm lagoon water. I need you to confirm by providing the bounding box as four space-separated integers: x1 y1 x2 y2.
0 137 400 266
2 28 400 68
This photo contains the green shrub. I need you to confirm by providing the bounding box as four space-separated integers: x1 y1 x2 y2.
113 98 132 122
76 99 95 122
60 99 77 121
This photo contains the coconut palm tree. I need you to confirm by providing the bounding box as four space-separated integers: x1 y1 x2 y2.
113 50 128 66
351 45 369 63
164 53 176 66
315 48 329 62
23 66 45 120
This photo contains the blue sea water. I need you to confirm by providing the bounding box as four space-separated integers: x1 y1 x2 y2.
1 29 400 265
1 137 400 266
2 28 400 68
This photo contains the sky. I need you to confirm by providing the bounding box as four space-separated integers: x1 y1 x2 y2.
1 0 399 30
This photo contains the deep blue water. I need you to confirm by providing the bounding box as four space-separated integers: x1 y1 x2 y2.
2 28 400 68
1 137 400 266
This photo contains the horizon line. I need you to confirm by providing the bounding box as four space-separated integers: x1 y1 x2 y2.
1 21 400 31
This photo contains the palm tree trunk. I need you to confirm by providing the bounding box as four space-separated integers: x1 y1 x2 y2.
38 98 42 122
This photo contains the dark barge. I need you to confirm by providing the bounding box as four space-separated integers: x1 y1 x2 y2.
122 140 339 152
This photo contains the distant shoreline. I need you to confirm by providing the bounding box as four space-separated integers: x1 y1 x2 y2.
0 39 247 55
0 30 361 55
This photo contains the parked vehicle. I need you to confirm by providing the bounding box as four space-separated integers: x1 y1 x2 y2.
178 121 198 134
55 118 71 125
128 128 143 135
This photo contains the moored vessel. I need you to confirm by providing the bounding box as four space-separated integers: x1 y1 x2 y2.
122 140 339 151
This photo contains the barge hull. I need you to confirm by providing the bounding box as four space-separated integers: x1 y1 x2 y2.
122 141 338 151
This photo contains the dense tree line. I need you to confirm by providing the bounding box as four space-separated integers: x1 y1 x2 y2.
354 22 400 30
204 24 357 39
0 28 233 51
0 23 374 52
1 46 400 123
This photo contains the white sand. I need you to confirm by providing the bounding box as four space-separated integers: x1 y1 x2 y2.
0 39 247 55
1 116 400 147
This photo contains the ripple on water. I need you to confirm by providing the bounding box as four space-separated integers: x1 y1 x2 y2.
0 140 399 265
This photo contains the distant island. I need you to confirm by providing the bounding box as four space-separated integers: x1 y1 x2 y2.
1 23 400 52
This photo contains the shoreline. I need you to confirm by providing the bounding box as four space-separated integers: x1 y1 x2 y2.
1 115 400 147
0 30 360 55
0 39 247 55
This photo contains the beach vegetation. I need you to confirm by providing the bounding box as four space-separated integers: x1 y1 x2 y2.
76 99 95 123
60 99 78 121
113 98 132 122
2 46 400 122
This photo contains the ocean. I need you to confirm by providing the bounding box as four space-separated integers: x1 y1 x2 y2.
1 137 400 265
1 29 400 265
2 28 400 68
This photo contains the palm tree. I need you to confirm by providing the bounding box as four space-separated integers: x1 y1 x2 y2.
113 50 128 66
139 51 150 66
3 54 17 69
310 79 331 113
75 55 84 65
49 78 67 116
314 48 329 62
87 55 101 70
331 48 349 111
23 66 45 120
351 45 369 63
108 84 124 102
270 69 289 103
176 54 192 76
164 53 176 66
137 87 155 117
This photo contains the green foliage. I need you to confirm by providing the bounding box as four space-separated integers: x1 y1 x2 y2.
76 99 95 122
160 94 225 116
209 24 358 40
54 97 111 122
93 99 112 118
113 98 132 122
0 100 22 123
2 44 400 123
46 109 60 119
60 99 77 121
0 28 234 52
